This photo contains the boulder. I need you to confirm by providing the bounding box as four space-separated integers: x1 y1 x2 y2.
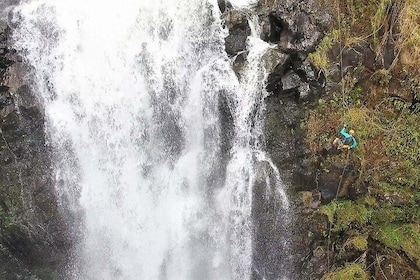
255 0 331 101
217 0 232 13
223 10 251 56
261 47 288 74
266 52 325 102
269 0 332 53
317 164 356 202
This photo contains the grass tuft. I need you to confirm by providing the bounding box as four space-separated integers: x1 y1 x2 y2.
323 263 368 280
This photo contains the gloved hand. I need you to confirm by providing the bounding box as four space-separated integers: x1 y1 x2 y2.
342 145 349 150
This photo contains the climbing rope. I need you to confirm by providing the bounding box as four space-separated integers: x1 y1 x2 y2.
337 0 349 117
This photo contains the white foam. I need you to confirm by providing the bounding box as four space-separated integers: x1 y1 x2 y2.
11 0 290 279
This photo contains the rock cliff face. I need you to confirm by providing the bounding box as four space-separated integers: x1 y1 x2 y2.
0 7 70 279
2 0 331 277
220 0 332 279
221 1 420 280
3 0 417 279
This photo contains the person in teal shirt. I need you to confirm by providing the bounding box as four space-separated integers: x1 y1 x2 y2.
333 125 357 150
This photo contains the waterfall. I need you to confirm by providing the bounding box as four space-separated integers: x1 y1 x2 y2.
11 0 289 279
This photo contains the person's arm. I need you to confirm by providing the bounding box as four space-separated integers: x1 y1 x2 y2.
340 127 351 138
350 137 357 149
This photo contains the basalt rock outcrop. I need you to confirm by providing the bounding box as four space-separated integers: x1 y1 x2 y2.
0 11 70 279
260 0 329 102
221 0 329 102
219 1 333 279
223 9 250 57
221 1 420 279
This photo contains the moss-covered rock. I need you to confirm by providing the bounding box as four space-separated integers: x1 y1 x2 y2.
347 236 367 251
374 223 420 267
323 263 367 280
320 200 370 231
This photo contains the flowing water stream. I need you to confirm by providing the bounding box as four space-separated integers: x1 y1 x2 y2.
11 0 289 279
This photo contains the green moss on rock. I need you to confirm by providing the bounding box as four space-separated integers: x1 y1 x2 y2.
323 263 367 280
374 223 420 267
348 236 368 251
320 200 370 231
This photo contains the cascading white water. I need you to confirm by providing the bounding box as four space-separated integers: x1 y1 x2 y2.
11 0 289 279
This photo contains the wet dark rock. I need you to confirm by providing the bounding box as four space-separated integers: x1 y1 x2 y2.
232 51 247 78
256 0 331 102
0 88 13 115
281 71 302 92
16 84 40 110
296 61 325 90
318 172 340 202
265 96 303 167
327 42 378 77
264 91 317 192
292 157 316 190
263 0 331 53
261 48 287 74
217 89 234 189
218 89 234 157
251 4 330 273
217 0 232 13
0 11 70 279
318 164 355 202
224 28 249 56
252 161 297 280
262 13 286 44
265 54 293 94
223 10 250 56
266 52 325 102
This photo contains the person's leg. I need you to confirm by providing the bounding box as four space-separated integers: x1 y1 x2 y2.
333 138 343 149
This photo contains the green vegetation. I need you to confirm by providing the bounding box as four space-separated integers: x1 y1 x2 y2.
320 200 370 231
398 0 420 72
323 263 367 280
306 0 420 278
307 29 340 72
0 198 24 237
348 236 368 251
374 223 420 267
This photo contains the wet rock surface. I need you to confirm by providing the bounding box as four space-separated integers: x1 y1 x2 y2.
267 0 331 53
220 0 333 279
0 13 70 279
253 0 420 278
222 0 328 102
223 9 250 56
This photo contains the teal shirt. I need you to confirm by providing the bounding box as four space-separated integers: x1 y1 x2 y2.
340 127 357 149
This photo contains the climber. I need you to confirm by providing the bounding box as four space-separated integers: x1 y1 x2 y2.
333 125 357 150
